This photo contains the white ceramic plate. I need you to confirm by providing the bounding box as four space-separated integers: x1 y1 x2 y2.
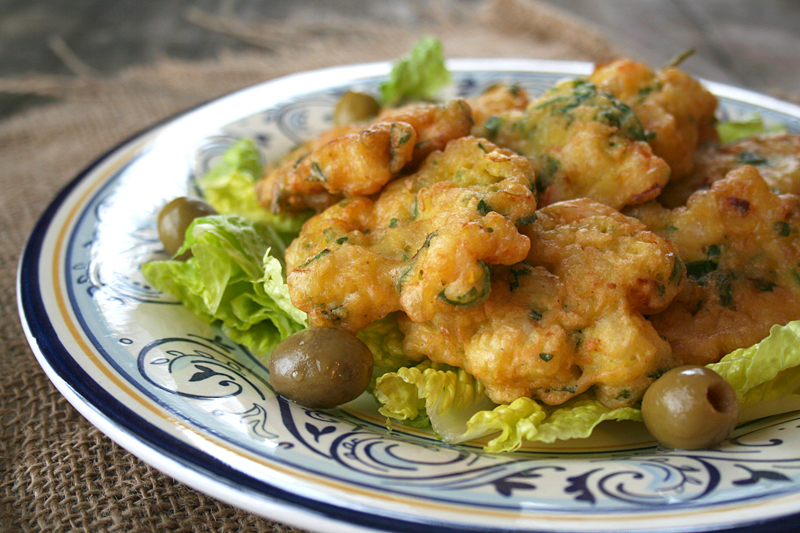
18 59 800 533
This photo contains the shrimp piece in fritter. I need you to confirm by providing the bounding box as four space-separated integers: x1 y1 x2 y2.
473 78 671 210
468 82 529 129
590 58 718 180
659 132 800 208
255 121 414 214
285 137 537 332
399 198 684 408
628 165 800 365
375 97 474 166
255 99 473 214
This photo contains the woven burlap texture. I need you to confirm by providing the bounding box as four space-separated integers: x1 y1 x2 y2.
0 1 621 531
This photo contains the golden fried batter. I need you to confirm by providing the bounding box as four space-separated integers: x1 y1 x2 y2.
285 136 537 332
628 165 800 365
375 97 474 166
255 122 414 214
473 78 670 209
255 99 473 214
589 59 718 180
254 124 359 212
468 83 529 128
400 199 684 408
659 132 800 207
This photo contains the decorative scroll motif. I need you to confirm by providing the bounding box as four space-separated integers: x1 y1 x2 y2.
139 330 800 510
272 97 337 145
137 334 283 442
275 405 800 510
76 193 175 306
191 134 245 182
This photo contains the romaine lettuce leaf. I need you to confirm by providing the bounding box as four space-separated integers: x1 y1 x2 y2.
462 398 547 452
708 320 800 422
379 36 451 106
141 214 307 355
197 138 310 244
375 360 496 443
356 313 417 390
375 363 641 453
716 115 785 144
467 394 642 453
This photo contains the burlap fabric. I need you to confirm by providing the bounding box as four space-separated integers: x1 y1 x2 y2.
0 1 621 531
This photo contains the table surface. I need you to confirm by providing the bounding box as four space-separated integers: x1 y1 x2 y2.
1 0 798 120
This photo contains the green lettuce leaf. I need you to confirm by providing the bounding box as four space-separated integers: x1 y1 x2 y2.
375 360 496 443
708 321 800 422
374 360 642 453
356 313 417 391
197 138 310 244
467 395 641 453
374 360 641 453
462 398 547 452
716 115 785 144
141 214 307 355
379 36 451 106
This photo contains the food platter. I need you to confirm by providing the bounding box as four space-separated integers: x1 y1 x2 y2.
17 59 800 533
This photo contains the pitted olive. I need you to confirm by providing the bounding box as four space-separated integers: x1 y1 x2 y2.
642 365 739 449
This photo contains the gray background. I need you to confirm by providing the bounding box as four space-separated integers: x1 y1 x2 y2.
2 0 799 117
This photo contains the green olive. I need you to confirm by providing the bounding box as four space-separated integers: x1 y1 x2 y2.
642 365 739 449
333 91 381 126
157 196 217 260
269 327 374 408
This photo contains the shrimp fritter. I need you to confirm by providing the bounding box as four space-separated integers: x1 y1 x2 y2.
473 78 670 209
400 199 684 408
628 165 800 365
589 59 719 180
255 99 473 214
285 136 537 332
659 132 800 207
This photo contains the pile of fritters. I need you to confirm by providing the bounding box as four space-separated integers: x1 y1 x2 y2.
256 59 800 410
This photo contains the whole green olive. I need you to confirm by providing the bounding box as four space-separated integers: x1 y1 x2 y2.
642 365 739 449
269 327 374 408
157 196 217 260
333 90 381 126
